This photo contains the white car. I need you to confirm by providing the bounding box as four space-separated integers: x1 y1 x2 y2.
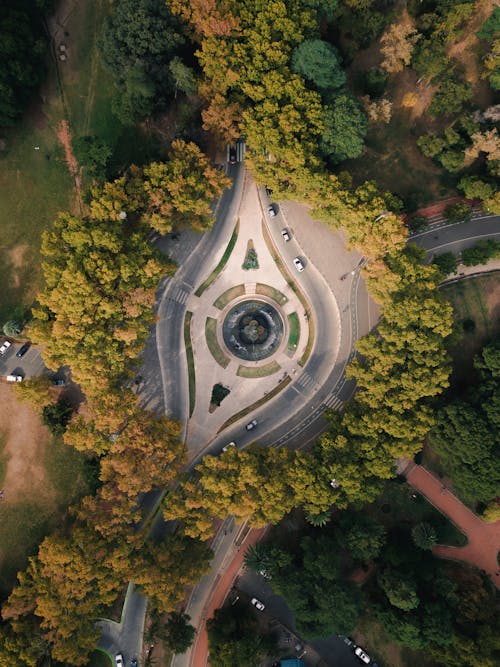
355 647 371 664
0 340 12 355
293 257 304 272
251 597 265 611
6 375 23 382
245 419 258 431
267 204 277 217
115 655 124 667
281 228 290 242
222 441 236 452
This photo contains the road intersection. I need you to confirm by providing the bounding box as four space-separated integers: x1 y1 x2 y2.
99 164 500 666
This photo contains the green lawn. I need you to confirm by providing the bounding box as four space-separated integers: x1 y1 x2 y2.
205 317 230 368
214 284 245 310
184 311 196 417
195 222 240 296
287 312 300 351
371 481 467 547
0 433 94 596
86 650 112 667
256 283 288 305
236 361 281 378
441 275 499 390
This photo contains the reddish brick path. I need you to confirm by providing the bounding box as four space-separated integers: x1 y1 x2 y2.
406 464 500 589
190 527 268 667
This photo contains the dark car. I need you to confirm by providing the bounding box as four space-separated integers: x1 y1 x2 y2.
16 342 31 358
130 660 138 667
228 146 237 164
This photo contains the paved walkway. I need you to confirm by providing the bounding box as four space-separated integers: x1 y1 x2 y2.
404 463 500 589
189 526 267 667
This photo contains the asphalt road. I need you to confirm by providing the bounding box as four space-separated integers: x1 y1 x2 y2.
108 176 500 666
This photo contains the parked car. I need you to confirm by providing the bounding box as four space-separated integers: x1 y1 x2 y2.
52 378 66 386
341 636 356 648
245 419 258 431
130 659 138 667
222 441 236 452
293 257 304 272
115 655 124 667
0 340 12 355
251 597 265 611
6 375 23 382
354 647 371 664
16 342 31 358
281 228 290 242
267 204 277 217
228 145 237 164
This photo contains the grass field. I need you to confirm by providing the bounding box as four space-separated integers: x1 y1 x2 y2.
87 650 112 667
0 380 95 598
214 284 245 310
205 317 230 368
441 274 499 389
371 481 467 547
184 311 196 417
236 360 281 378
287 312 300 351
195 222 240 296
256 283 288 305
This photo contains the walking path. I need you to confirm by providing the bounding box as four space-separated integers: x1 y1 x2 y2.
188 526 267 667
403 462 500 590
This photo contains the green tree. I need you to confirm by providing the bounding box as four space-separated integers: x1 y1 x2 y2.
169 56 197 96
443 201 472 223
42 400 73 435
143 140 230 233
378 568 420 611
291 39 346 92
429 77 473 116
72 135 112 179
320 94 367 162
337 512 387 562
3 320 21 336
13 375 53 412
432 252 457 275
411 522 438 550
207 605 278 667
99 0 185 122
163 613 196 654
461 239 500 266
0 4 47 126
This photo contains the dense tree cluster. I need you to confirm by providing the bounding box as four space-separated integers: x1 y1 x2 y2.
0 1 49 127
428 342 500 503
99 0 188 124
243 510 500 665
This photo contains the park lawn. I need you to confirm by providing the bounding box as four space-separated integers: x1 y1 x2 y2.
0 384 94 596
370 480 467 547
87 650 112 667
441 274 500 390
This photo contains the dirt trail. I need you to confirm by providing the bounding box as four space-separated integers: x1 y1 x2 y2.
56 119 82 211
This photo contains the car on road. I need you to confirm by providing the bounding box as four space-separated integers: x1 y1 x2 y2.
222 441 236 452
341 636 356 648
130 659 138 667
354 647 371 664
245 419 258 431
228 146 237 164
267 204 277 217
293 257 304 272
16 342 31 358
251 597 265 611
281 228 290 242
115 655 124 667
0 340 11 355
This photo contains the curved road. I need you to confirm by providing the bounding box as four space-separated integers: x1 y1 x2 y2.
105 171 500 665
